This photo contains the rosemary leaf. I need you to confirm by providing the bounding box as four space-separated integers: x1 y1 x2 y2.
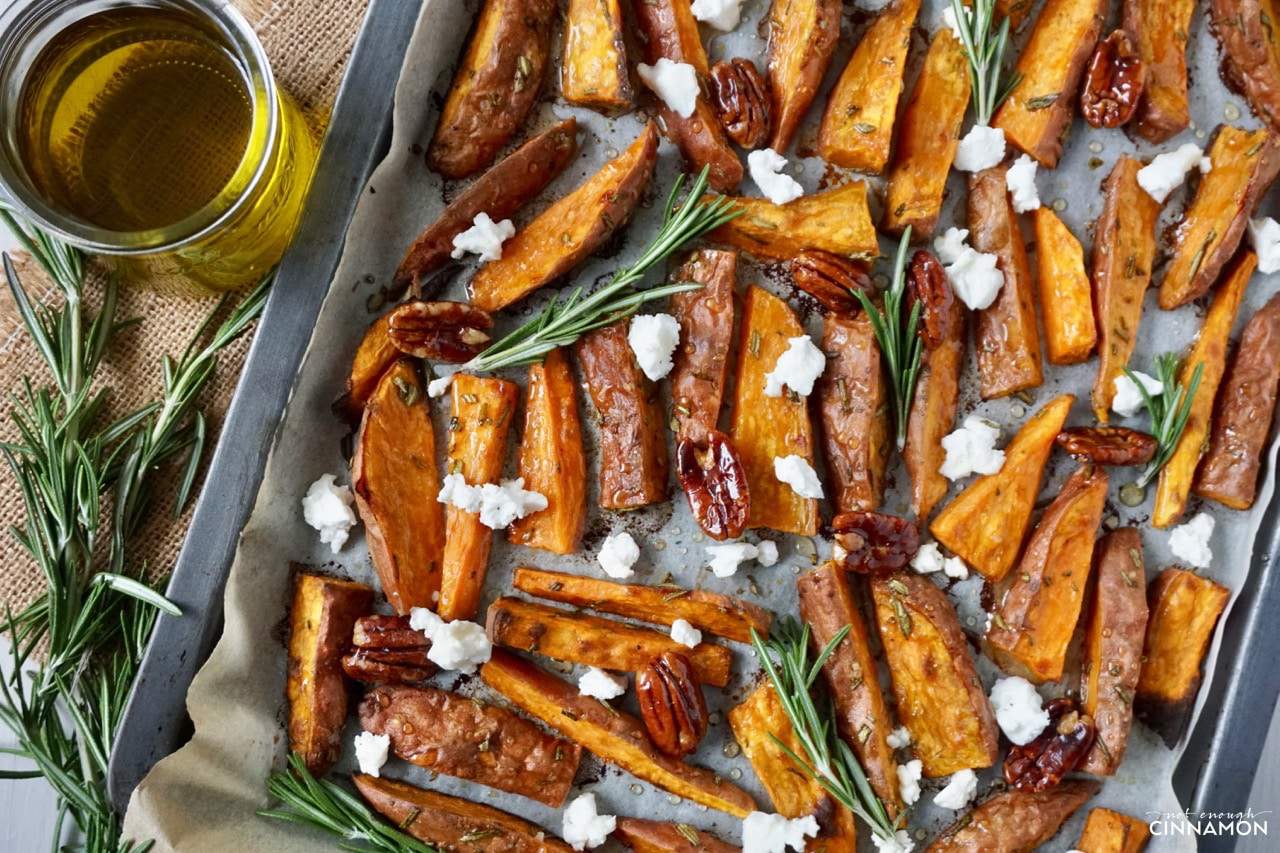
949 0 1017 125
1126 353 1205 488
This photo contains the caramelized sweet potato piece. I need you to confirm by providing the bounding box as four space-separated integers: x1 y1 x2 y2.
508 349 587 554
469 123 659 311
334 313 398 422
904 278 966 520
819 311 889 513
1125 0 1196 142
708 183 878 262
986 465 1109 683
1210 0 1280 135
931 395 1073 580
352 361 445 613
577 320 670 509
1034 209 1096 365
765 0 841 152
883 30 972 239
730 286 818 535
512 567 770 642
992 0 1106 167
438 374 518 621
482 649 757 816
562 0 631 111
670 249 737 444
1074 807 1152 853
616 819 740 853
1154 252 1256 528
927 780 1101 853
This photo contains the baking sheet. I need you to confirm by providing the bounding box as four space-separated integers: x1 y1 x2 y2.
122 0 1278 849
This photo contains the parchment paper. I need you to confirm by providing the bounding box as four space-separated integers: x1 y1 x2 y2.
123 0 1279 849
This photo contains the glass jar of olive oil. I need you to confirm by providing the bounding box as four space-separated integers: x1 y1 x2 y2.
0 0 318 292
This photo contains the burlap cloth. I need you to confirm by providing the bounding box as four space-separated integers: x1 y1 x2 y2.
0 0 370 612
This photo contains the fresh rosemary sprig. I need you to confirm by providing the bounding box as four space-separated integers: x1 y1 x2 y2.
259 753 435 852
750 620 903 848
462 166 741 373
949 0 1020 125
1126 353 1204 488
854 229 922 450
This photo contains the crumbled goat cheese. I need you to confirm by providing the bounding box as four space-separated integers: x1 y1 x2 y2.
911 542 946 575
934 227 970 265
427 373 454 398
409 608 492 674
438 472 483 512
671 618 703 648
301 474 358 553
450 212 515 262
408 606 443 637
353 731 390 777
773 455 824 499
563 793 617 851
933 769 978 810
954 124 1007 173
989 676 1050 745
897 759 923 806
742 812 821 853
1112 370 1163 418
637 59 699 118
942 554 969 580
940 417 1005 481
1169 512 1215 569
578 667 628 701
707 542 763 578
1249 217 1280 274
886 726 912 749
748 148 806 206
1006 155 1041 213
437 474 547 529
691 0 744 30
1138 144 1209 203
870 830 915 853
628 313 681 381
756 540 779 567
598 531 641 578
939 3 965 37
932 228 1004 311
764 335 825 397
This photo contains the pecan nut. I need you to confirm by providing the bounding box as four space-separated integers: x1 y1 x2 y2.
907 249 957 349
387 300 493 362
1081 31 1146 129
832 511 920 575
352 614 429 648
790 251 872 316
1055 427 1158 466
676 431 750 541
636 652 708 757
1003 698 1097 792
709 58 772 150
343 614 436 685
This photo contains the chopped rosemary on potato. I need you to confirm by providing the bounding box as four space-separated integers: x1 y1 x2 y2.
1125 353 1204 488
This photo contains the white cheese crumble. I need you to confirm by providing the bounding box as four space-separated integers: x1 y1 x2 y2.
1138 143 1210 203
437 474 547 529
637 59 699 119
427 372 454 398
628 313 681 381
671 618 703 648
1112 370 1163 418
742 812 820 853
933 769 978 810
886 726 912 749
773 455 824 499
764 336 825 397
707 541 763 578
691 0 744 30
353 730 390 777
598 531 641 578
301 474 358 553
939 3 965 37
940 417 1005 481
1169 512 1215 569
989 676 1050 746
942 554 969 580
909 542 969 579
409 607 493 674
1249 217 1280 274
450 212 515 262
563 793 617 851
934 227 970 265
1006 154 1041 213
438 472 482 512
756 539 779 567
870 830 915 853
932 228 1004 311
578 667 628 701
748 149 805 206
897 758 923 806
954 124 1007 173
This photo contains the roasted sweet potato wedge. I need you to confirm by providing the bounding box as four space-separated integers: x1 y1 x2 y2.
1154 252 1256 528
1158 126 1280 310
817 0 921 173
931 395 1073 581
992 0 1106 167
482 649 757 816
352 360 445 613
561 0 631 111
927 780 1101 853
334 313 398 422
426 0 556 179
1090 157 1161 423
511 567 770 642
1126 0 1196 142
354 774 574 853
615 819 739 853
1135 568 1231 744
1034 208 1096 365
819 311 890 513
730 286 819 535
986 465 1109 683
1074 807 1152 853
508 349 587 554
438 374 518 621
469 123 659 311
871 572 999 777
765 0 841 152
883 29 972 239
904 278 966 520
1210 0 1280 135
708 183 878 262
670 249 737 444
797 564 902 815
577 320 671 509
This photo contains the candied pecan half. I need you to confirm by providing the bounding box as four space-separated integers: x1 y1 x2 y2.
387 300 493 362
832 511 920 575
1055 427 1157 466
676 431 750 541
341 647 436 685
1003 698 1097 792
906 249 956 349
709 58 772 149
1081 31 1146 129
636 652 708 757
790 251 872 316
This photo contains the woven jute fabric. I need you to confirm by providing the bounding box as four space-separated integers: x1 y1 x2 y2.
0 0 370 612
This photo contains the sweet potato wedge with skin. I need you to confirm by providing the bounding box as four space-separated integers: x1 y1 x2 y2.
931 395 1074 580
1135 569 1231 743
927 780 1101 853
992 0 1106 167
1034 209 1096 365
1126 0 1196 142
438 374 518 622
426 0 556 179
1194 292 1280 509
395 119 578 295
511 567 771 643
1210 0 1280 135
508 349 587 554
576 320 670 509
797 564 902 815
353 360 445 613
334 313 398 422
819 311 890 513
469 123 659 311
872 571 999 777
904 281 966 520
986 465 1109 683
482 649 757 816
615 819 740 853
817 0 921 173
1075 807 1152 853
883 30 971 239
1090 157 1161 423
765 0 841 152
669 250 737 444
485 597 733 686
730 286 818 535
1157 127 1280 310
708 183 879 262
286 572 373 775
562 0 631 112
1154 252 1256 528
353 774 575 853
360 685 580 807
